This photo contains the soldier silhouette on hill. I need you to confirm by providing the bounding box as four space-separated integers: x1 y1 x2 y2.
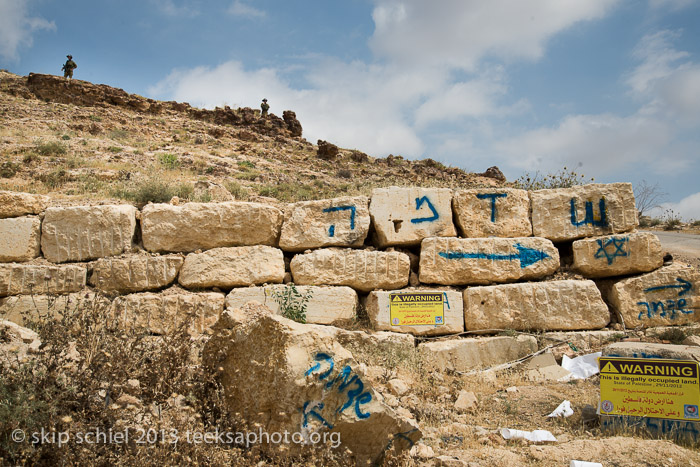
260 98 269 118
62 55 77 79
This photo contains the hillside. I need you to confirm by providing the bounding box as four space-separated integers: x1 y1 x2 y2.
0 71 504 207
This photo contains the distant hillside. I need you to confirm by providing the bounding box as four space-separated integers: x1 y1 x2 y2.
0 71 505 206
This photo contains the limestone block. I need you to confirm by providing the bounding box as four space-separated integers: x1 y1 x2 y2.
225 285 357 324
89 254 183 293
365 289 464 336
334 329 416 359
418 335 538 372
111 289 225 335
41 205 137 263
463 280 610 331
573 232 662 278
0 289 107 326
203 303 421 463
603 341 700 361
0 216 41 262
179 245 285 289
279 196 370 252
141 201 283 253
598 264 700 328
369 187 456 247
290 248 410 292
530 183 638 241
419 237 559 285
0 263 86 296
0 191 49 218
453 188 532 238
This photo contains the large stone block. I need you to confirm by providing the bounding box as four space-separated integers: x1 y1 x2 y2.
0 216 41 262
203 303 421 464
279 196 370 252
0 290 107 326
365 289 464 336
419 237 559 285
178 246 285 289
598 264 699 328
141 201 283 253
530 183 638 241
225 285 357 325
603 341 700 361
0 263 86 296
88 254 183 293
573 231 663 278
110 289 225 335
290 248 410 292
369 187 456 247
418 335 538 372
41 205 137 263
0 191 49 218
453 188 532 238
463 280 610 331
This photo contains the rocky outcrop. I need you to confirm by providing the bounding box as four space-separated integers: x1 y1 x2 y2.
0 191 49 218
203 303 421 464
317 140 339 160
419 237 559 285
283 110 303 137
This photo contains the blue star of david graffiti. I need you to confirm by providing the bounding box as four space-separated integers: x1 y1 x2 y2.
594 237 629 265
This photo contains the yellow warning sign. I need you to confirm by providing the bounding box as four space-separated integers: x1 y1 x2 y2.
599 357 700 420
390 292 444 326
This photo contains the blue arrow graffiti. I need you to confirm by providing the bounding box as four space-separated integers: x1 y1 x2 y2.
644 278 693 296
438 243 551 269
411 196 439 224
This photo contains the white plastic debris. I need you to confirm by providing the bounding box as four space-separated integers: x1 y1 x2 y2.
500 428 557 443
570 461 603 467
560 351 602 380
547 400 574 418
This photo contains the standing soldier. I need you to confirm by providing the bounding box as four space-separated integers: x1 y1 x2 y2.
260 98 269 117
62 55 77 79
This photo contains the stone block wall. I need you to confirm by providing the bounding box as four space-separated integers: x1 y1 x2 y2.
0 183 691 364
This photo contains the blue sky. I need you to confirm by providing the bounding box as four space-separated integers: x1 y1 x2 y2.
2 0 699 219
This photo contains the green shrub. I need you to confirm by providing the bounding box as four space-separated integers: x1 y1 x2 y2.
514 167 594 190
158 153 180 170
237 160 256 170
107 146 122 153
224 181 248 200
270 283 312 323
0 161 20 178
112 179 192 204
662 209 682 231
39 169 69 188
34 140 67 157
650 218 662 227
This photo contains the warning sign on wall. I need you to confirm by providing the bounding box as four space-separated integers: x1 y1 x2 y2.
599 357 700 420
389 292 444 326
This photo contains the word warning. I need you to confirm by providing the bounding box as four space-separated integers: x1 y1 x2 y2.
390 293 444 326
599 357 700 420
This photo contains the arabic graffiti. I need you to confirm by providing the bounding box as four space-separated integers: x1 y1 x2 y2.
570 198 609 227
410 196 439 224
476 193 507 223
438 243 550 269
594 237 629 265
303 352 373 425
322 205 357 237
637 299 691 320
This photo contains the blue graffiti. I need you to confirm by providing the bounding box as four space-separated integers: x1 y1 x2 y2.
439 243 550 269
443 292 450 310
410 196 439 224
570 198 609 227
594 237 629 265
322 205 356 237
476 193 507 223
637 299 691 320
304 353 373 422
384 428 420 452
645 278 693 297
302 401 334 429
606 353 664 359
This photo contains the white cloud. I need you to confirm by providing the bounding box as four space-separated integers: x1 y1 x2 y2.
369 0 620 70
227 0 266 18
626 30 689 96
0 0 55 61
651 192 700 221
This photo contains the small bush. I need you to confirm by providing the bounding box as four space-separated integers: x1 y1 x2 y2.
39 169 69 188
662 209 682 231
111 178 192 204
258 183 314 201
22 154 38 164
0 161 20 178
650 218 662 227
271 283 312 324
88 115 102 122
224 181 248 200
691 220 700 228
61 134 71 140
108 128 129 140
514 167 594 190
158 153 180 170
237 160 256 170
34 140 67 157
107 146 122 153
